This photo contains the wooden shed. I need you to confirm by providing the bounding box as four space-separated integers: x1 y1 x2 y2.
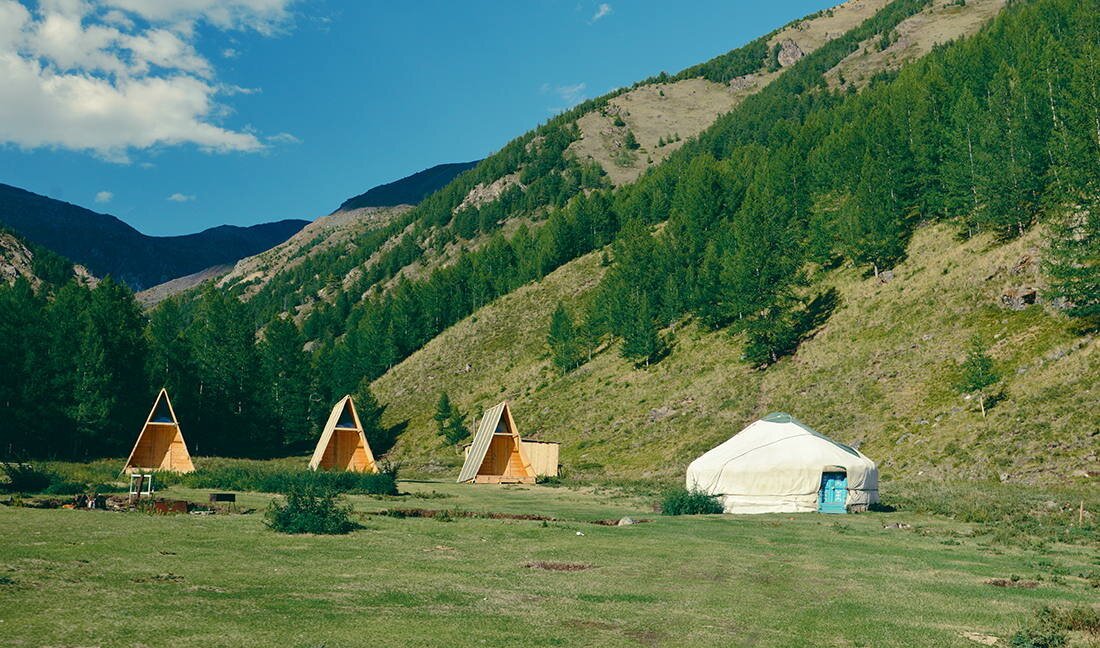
457 401 558 483
122 388 195 474
308 395 378 472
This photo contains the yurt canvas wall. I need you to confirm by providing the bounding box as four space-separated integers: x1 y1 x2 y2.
122 389 195 474
308 395 378 473
686 412 878 514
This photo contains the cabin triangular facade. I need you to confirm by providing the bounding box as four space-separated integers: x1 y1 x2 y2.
457 401 535 484
122 388 195 473
308 395 378 472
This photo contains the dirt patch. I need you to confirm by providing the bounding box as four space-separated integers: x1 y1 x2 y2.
961 631 999 645
986 578 1038 589
624 630 665 647
523 561 596 572
131 573 185 583
373 507 649 526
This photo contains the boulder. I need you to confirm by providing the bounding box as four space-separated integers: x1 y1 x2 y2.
777 39 805 67
617 516 636 526
1000 286 1037 310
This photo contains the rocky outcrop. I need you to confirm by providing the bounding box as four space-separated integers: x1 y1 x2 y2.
777 39 805 67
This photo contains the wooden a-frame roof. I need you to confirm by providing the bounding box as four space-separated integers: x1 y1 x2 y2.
121 388 195 474
457 401 534 483
308 395 378 473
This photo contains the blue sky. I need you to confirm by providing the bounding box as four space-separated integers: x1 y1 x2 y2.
0 1 834 236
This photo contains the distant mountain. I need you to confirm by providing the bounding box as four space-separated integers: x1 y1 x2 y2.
335 161 480 212
0 183 308 291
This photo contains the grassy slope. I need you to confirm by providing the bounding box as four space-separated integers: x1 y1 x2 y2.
1 481 1096 648
372 223 1098 484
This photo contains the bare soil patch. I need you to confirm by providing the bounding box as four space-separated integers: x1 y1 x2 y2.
523 561 596 572
985 578 1038 589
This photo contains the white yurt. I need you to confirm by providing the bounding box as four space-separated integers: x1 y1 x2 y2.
686 412 878 514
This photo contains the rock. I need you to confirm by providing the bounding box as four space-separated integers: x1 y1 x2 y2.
1010 254 1034 275
879 270 894 283
961 631 999 645
617 517 636 526
882 522 912 530
776 39 805 67
1000 286 1037 310
728 74 759 91
647 406 676 423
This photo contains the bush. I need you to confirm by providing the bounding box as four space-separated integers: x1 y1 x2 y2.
660 488 723 515
1010 625 1066 648
264 488 360 534
1 463 52 493
42 481 89 495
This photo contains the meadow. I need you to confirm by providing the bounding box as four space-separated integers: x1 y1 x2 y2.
1 463 1097 648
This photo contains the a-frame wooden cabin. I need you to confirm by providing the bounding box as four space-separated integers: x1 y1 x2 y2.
308 395 379 472
457 401 536 484
122 388 195 474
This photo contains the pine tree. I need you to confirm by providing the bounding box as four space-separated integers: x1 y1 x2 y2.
189 286 264 456
433 391 469 445
352 379 397 455
72 277 148 455
623 130 640 150
547 302 583 373
952 337 1001 416
620 292 661 366
261 316 315 451
1044 195 1100 327
839 153 908 276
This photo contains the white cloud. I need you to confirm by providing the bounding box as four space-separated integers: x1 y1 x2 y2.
556 82 586 105
102 0 295 35
266 132 300 144
166 192 195 202
0 0 298 162
590 3 611 23
94 190 113 202
222 47 238 58
541 81 587 114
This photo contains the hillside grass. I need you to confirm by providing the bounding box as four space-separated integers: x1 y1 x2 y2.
372 222 1097 484
2 479 1098 648
826 0 1008 89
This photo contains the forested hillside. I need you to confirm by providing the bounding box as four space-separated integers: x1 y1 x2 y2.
1 0 1095 478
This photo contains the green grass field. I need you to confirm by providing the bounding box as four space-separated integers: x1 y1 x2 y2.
2 477 1097 648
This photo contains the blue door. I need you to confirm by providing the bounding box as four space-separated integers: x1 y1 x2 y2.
818 472 848 514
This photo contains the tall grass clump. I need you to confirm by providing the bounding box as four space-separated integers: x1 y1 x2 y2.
882 481 1098 544
170 459 398 495
660 488 723 515
0 463 52 493
264 486 360 535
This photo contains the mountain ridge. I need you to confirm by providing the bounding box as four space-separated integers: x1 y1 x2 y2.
336 161 481 213
0 183 308 291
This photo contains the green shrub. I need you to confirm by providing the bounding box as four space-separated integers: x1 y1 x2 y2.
1055 606 1100 634
42 481 88 495
660 488 723 515
1 463 52 493
1010 625 1066 648
264 488 360 534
